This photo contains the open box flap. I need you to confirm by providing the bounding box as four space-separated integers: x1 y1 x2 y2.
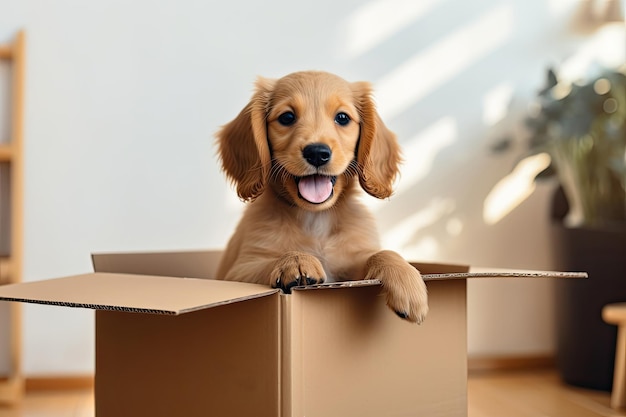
0 253 587 311
292 267 587 291
90 251 587 285
0 273 278 315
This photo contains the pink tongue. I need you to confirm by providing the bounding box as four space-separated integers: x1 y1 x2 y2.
298 175 333 204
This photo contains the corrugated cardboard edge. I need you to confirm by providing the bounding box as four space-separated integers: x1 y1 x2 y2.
293 270 588 291
0 290 281 315
0 296 178 315
423 270 588 281
0 273 280 315
0 270 587 313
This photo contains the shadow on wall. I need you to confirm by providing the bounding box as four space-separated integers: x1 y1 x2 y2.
337 0 624 268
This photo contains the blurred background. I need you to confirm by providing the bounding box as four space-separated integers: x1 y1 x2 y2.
0 0 624 394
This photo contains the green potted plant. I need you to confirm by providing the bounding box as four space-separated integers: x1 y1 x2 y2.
513 64 626 390
526 65 626 227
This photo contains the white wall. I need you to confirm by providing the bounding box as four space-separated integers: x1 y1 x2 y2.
0 0 622 375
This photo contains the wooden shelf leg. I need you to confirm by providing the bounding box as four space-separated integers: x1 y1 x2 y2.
612 324 626 409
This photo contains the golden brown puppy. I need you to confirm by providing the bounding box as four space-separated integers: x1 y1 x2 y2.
216 71 428 323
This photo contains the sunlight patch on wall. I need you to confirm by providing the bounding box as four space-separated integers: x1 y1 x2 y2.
375 4 514 121
483 153 551 225
482 82 515 126
446 217 464 236
396 116 457 194
558 22 625 82
381 197 456 257
547 0 577 16
343 0 443 59
362 117 457 212
401 236 439 261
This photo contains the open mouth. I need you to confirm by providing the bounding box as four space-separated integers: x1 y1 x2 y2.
295 175 337 204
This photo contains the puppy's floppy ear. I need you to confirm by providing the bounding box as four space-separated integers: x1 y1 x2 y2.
352 81 401 199
216 77 275 201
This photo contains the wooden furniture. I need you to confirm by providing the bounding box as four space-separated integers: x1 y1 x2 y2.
602 302 626 409
0 29 25 405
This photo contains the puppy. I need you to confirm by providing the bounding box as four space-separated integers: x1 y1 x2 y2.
215 71 428 323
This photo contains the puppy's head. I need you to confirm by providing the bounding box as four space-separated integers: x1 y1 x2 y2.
217 71 400 210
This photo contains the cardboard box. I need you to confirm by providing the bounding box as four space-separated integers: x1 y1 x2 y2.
0 250 586 417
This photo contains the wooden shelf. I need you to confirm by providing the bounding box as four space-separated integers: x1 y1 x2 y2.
0 257 10 284
0 144 12 161
0 45 12 60
0 29 25 405
0 378 22 403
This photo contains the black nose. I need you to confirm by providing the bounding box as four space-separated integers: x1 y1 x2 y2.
302 143 332 167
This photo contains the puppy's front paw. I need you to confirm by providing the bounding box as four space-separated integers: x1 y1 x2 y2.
270 251 326 293
365 251 429 324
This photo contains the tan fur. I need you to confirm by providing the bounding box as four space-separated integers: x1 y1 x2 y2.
215 71 428 323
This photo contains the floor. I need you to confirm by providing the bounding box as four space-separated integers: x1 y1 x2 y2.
0 369 623 417
0 389 93 417
468 369 625 417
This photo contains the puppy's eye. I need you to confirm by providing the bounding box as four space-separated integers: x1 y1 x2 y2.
277 111 296 126
335 112 351 126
